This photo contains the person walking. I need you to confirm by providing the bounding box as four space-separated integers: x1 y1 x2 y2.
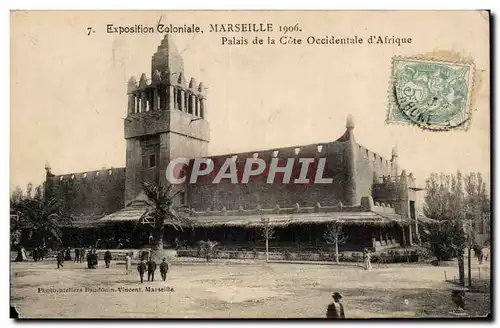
74 248 80 262
159 258 169 282
86 249 92 269
147 257 157 282
326 292 346 319
91 250 98 269
80 248 86 263
137 259 147 283
125 253 132 274
363 249 372 270
33 247 39 262
56 250 64 269
104 250 112 268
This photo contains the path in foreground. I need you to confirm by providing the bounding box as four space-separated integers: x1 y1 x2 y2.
11 260 490 318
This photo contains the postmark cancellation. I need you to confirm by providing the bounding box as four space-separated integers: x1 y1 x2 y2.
387 57 475 131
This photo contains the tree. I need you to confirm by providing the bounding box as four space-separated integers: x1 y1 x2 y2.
10 186 24 205
423 171 490 286
464 172 490 237
420 221 466 261
11 184 71 249
138 182 194 261
323 221 348 264
260 218 275 262
199 240 218 262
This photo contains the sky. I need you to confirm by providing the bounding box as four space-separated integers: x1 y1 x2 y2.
10 11 490 192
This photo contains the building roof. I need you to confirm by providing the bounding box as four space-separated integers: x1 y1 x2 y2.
98 202 413 228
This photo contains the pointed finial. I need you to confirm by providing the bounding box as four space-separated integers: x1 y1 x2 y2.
188 77 197 90
127 76 137 94
44 161 51 171
392 146 398 157
346 114 355 129
138 73 148 89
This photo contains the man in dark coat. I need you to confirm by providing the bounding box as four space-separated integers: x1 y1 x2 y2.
104 250 112 268
33 248 39 262
159 258 169 281
91 250 98 269
147 258 157 282
137 259 147 283
56 251 64 269
326 292 345 319
74 248 80 262
65 247 72 261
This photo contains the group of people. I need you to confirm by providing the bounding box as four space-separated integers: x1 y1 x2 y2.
55 247 172 284
137 257 169 283
31 247 48 262
73 248 89 263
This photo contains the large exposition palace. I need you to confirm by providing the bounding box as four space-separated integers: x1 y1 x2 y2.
37 35 430 252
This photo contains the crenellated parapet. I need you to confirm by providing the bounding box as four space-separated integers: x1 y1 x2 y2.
45 166 126 217
191 202 356 217
126 70 206 118
50 167 126 182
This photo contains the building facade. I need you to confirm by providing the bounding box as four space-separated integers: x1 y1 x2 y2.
42 35 426 252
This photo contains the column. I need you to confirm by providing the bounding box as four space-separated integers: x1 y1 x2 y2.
180 89 185 111
190 94 196 115
168 85 175 110
200 98 206 118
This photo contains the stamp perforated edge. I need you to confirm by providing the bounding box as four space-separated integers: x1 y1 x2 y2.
386 55 476 132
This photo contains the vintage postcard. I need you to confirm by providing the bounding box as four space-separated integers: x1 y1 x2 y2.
10 10 491 319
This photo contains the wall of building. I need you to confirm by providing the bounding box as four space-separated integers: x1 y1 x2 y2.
186 141 351 211
355 143 393 201
47 168 126 216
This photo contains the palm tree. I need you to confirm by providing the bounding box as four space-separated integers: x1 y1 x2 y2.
13 196 70 249
137 182 194 260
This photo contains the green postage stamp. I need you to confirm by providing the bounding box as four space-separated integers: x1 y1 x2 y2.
387 57 475 131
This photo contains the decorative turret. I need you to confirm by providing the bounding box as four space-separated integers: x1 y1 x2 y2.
343 115 360 206
44 161 54 178
346 114 355 130
391 145 399 177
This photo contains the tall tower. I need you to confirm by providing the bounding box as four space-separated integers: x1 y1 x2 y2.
124 34 210 204
341 115 360 206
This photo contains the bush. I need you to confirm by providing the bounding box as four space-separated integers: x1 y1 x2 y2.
420 222 467 261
